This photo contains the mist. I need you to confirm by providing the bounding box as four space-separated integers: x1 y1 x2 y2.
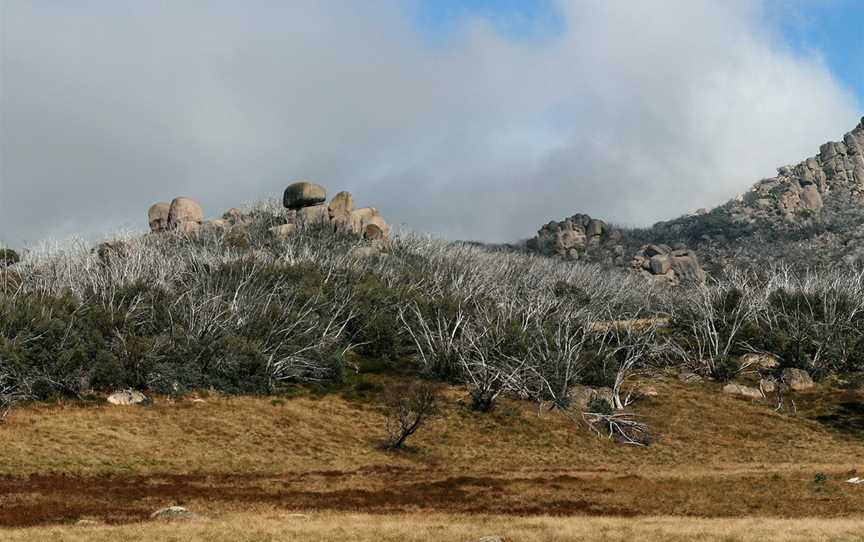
1 0 860 245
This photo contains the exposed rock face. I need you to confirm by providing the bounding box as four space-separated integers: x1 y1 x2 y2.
631 244 705 285
148 202 171 232
167 197 204 229
781 368 814 391
283 181 327 209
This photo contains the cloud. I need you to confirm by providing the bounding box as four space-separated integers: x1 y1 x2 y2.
1 0 860 245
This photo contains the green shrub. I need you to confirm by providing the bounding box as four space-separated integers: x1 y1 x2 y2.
0 249 20 267
711 356 739 383
587 397 613 415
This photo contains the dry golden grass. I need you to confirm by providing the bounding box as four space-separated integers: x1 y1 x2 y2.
2 378 864 526
4 512 864 542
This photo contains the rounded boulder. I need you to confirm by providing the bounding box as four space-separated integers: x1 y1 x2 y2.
148 202 171 232
167 197 204 228
283 181 327 209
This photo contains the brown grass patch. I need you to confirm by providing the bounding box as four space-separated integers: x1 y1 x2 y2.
1 379 864 526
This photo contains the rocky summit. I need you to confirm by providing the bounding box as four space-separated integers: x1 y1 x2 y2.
527 117 864 276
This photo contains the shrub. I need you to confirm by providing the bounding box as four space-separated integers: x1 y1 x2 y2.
382 381 441 450
587 397 613 415
0 249 20 267
711 356 739 383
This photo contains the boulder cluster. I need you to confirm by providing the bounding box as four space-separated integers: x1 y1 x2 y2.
146 182 389 250
729 117 864 224
526 213 621 261
148 197 204 234
631 244 705 285
272 181 389 244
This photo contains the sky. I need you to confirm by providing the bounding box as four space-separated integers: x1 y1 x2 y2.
1 0 863 246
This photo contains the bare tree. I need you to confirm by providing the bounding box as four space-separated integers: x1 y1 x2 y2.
382 381 441 450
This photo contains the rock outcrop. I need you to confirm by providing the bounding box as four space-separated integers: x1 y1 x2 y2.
631 244 705 285
275 182 390 243
728 118 864 225
527 213 620 261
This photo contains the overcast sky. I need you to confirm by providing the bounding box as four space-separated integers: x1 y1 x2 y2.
1 0 863 246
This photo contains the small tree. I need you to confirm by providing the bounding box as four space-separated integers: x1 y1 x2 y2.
382 381 441 450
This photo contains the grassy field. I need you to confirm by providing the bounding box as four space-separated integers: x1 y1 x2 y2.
8 513 864 542
2 377 864 539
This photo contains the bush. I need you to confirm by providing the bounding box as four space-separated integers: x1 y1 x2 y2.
586 397 613 415
0 249 20 267
711 356 739 383
382 381 441 450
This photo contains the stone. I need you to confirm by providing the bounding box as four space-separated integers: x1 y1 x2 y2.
639 385 659 397
283 181 326 209
268 224 296 241
643 244 665 258
800 184 823 212
781 368 814 391
587 218 605 237
678 371 703 383
148 202 171 232
167 197 204 229
297 204 330 224
363 215 389 240
649 254 671 274
349 207 380 234
107 390 148 406
741 353 781 370
723 383 763 399
759 378 777 394
328 191 356 220
671 255 705 282
150 506 201 521
477 537 507 542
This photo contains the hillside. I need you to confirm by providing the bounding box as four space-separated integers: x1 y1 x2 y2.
528 117 864 274
4 179 864 540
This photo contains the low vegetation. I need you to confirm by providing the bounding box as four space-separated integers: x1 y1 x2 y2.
4 199 864 435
